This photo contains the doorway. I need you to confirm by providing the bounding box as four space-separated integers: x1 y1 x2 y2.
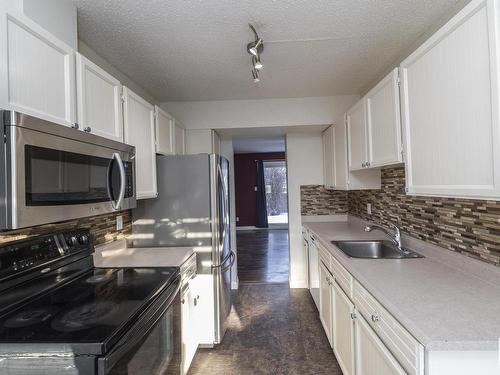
232 136 290 285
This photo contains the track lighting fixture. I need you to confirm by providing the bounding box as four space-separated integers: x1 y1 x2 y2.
247 24 264 82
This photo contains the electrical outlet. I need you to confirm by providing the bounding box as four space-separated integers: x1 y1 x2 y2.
366 203 372 215
116 215 123 231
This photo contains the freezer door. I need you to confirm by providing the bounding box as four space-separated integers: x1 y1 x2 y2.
132 154 212 273
211 155 233 344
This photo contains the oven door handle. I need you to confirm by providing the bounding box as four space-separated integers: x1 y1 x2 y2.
97 278 181 375
110 152 126 210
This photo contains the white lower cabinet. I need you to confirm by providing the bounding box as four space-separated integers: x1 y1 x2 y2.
308 236 320 309
306 227 422 375
319 261 333 346
181 278 201 375
354 312 406 375
332 281 355 375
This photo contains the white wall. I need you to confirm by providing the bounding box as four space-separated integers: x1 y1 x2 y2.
2 0 77 50
286 132 324 288
23 0 77 50
161 95 358 129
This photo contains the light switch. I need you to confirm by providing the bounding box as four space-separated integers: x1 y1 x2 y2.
116 215 123 231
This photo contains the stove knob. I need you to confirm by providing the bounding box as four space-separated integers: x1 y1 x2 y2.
79 235 89 245
70 236 78 246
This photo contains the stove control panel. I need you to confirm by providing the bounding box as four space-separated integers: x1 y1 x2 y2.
0 229 93 280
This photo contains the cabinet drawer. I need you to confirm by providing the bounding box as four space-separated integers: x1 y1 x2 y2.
330 255 352 298
353 281 424 375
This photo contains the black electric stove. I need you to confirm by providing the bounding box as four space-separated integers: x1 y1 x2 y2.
0 229 182 375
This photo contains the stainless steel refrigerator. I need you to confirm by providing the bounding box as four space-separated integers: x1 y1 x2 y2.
131 154 233 344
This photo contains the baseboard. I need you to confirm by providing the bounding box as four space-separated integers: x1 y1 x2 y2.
289 279 308 289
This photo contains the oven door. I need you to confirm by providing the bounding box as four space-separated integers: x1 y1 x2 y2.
6 123 136 229
98 279 182 375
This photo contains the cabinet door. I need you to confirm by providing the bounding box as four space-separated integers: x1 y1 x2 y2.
173 120 185 155
319 261 333 346
400 0 500 198
181 282 199 375
332 281 355 375
322 125 336 188
355 313 405 375
347 98 368 171
76 53 123 141
308 239 320 309
0 12 76 126
155 106 174 155
366 68 403 168
123 87 157 199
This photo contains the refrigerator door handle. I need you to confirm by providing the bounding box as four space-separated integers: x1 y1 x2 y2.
212 250 233 269
221 251 236 272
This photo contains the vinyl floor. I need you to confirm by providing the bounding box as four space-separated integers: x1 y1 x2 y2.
236 229 289 284
187 229 342 375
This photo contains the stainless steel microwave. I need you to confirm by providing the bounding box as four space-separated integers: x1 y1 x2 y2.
0 111 136 229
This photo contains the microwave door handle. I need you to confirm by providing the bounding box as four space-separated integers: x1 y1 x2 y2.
111 152 126 210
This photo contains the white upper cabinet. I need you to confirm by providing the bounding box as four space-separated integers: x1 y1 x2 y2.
76 53 123 141
155 106 175 155
322 125 336 188
400 0 500 199
347 98 368 171
0 12 76 126
366 69 403 168
347 69 403 172
173 120 186 155
123 87 157 199
323 122 380 190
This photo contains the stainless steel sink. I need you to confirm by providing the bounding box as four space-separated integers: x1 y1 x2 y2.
331 240 424 259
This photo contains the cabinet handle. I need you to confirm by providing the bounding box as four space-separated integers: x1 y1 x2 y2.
366 161 371 167
84 126 92 133
72 123 79 130
371 313 380 322
361 162 366 168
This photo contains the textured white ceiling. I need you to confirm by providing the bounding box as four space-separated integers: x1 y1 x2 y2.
233 136 286 154
73 0 463 101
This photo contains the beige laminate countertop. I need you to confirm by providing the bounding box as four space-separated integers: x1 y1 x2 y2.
304 219 500 352
94 238 194 268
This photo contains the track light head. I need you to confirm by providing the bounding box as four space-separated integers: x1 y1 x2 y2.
247 39 263 56
253 55 263 70
252 69 260 83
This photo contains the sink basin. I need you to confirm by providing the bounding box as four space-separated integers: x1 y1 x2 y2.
331 240 424 259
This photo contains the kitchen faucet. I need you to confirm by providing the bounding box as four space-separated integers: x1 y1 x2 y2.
364 223 408 254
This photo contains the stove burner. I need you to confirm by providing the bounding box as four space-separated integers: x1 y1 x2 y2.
4 307 55 328
85 270 114 284
52 301 116 332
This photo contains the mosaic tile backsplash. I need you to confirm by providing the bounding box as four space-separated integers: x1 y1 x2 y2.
301 185 348 215
0 210 132 247
349 167 500 266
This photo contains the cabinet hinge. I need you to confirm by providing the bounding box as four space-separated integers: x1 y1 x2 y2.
350 312 357 320
120 94 125 102
396 76 401 87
